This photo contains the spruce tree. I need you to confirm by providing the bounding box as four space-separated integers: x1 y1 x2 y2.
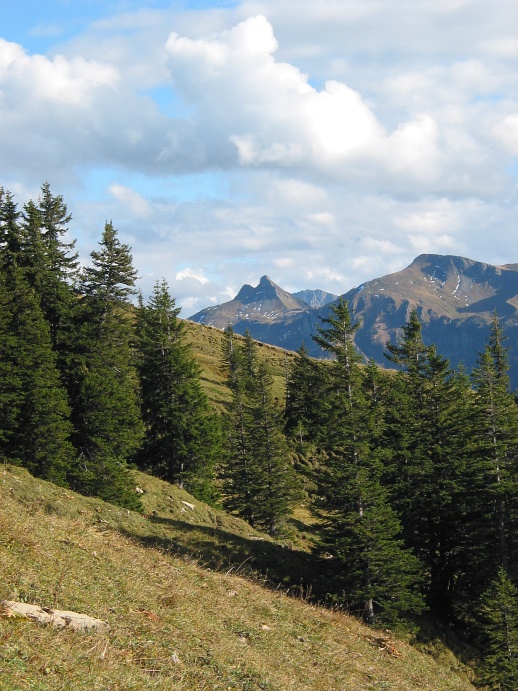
0 271 23 455
136 280 221 503
221 329 300 535
220 325 256 525
478 567 518 690
470 314 518 584
0 188 23 268
383 311 475 616
0 188 75 481
246 358 301 535
31 183 79 352
0 265 74 484
71 222 142 508
383 310 431 520
313 299 424 625
285 343 329 451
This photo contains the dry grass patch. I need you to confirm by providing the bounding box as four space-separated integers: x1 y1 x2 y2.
1 465 476 690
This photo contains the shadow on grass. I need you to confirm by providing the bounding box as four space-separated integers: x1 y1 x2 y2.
285 516 319 536
119 515 334 602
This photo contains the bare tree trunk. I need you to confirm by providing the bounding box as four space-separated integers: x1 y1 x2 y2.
363 598 375 625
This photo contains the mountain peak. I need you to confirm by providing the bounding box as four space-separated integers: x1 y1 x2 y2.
189 275 309 329
259 275 274 285
234 275 298 305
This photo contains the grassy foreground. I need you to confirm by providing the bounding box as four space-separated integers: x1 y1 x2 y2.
1 464 476 690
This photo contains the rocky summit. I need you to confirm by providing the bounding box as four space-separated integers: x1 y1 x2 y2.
189 275 308 328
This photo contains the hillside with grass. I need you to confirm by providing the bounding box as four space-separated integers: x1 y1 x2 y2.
1 464 476 690
184 319 297 410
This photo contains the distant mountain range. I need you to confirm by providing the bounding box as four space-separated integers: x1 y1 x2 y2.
188 254 518 388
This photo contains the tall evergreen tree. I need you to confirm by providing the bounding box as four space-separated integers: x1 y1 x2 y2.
221 329 300 535
313 299 424 625
383 311 475 616
220 325 256 525
246 357 301 535
31 183 79 352
470 314 518 583
285 343 329 451
0 188 23 268
383 310 431 517
0 266 74 484
0 270 23 456
478 567 518 690
136 280 221 503
71 222 142 508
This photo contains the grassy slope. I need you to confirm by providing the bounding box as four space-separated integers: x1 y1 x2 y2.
184 320 297 410
1 464 475 691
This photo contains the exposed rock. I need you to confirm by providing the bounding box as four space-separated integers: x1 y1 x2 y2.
1 600 109 632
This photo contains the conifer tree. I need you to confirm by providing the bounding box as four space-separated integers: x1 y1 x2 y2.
285 343 329 451
0 271 23 455
136 280 221 503
470 314 518 583
246 357 301 535
221 329 300 535
383 311 475 615
383 310 431 518
478 567 518 690
221 325 256 524
314 299 424 625
31 183 79 351
15 187 81 420
0 265 74 484
0 188 23 268
71 222 142 508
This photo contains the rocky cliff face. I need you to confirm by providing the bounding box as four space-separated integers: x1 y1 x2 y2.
189 256 518 387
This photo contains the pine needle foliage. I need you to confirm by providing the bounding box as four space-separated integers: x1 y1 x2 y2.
136 279 221 504
478 567 518 690
313 299 424 626
71 222 142 509
221 327 301 535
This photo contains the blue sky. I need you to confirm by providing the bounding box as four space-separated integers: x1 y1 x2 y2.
2 1 518 313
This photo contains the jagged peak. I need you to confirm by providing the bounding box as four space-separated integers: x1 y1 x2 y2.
234 275 302 306
259 275 275 286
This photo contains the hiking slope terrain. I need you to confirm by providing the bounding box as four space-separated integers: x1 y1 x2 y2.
1 465 475 690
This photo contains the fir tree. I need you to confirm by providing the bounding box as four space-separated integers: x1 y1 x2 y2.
136 280 221 503
221 329 300 535
383 312 475 616
71 222 142 508
313 299 424 625
32 183 79 351
285 343 329 451
0 271 23 455
0 266 74 484
0 188 23 268
246 358 301 535
383 310 431 520
470 314 518 583
478 567 518 690
220 325 256 525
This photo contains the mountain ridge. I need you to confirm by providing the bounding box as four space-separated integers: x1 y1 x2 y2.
188 254 518 387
